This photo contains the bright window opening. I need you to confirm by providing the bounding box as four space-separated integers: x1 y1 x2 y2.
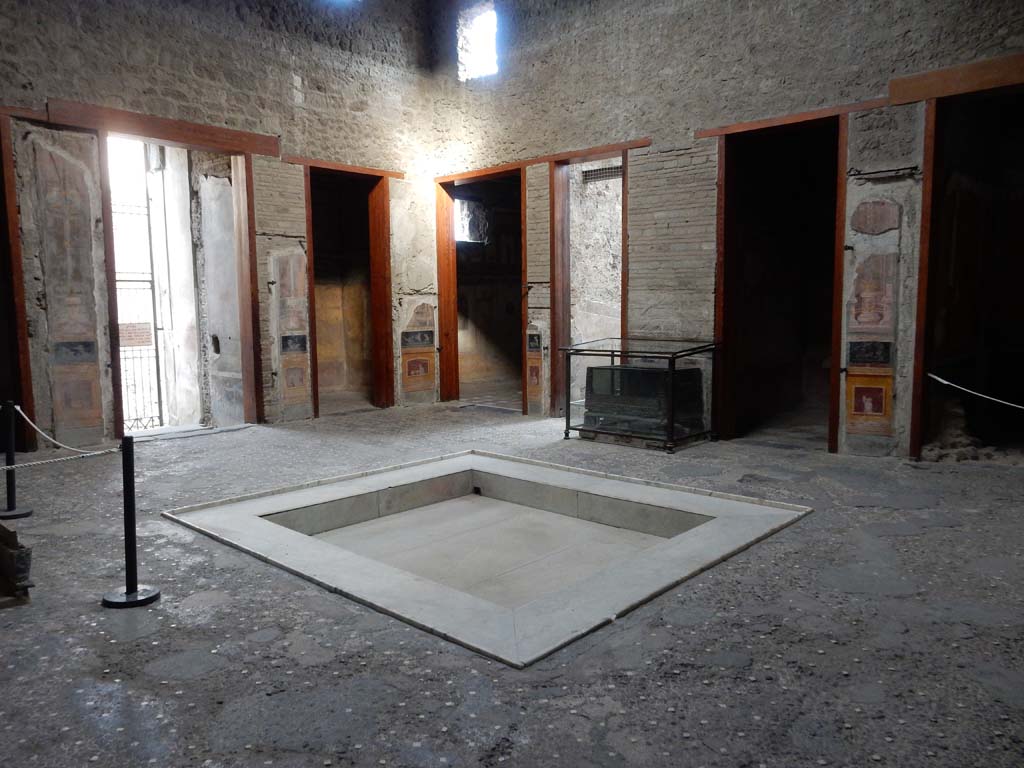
454 198 482 242
457 2 498 81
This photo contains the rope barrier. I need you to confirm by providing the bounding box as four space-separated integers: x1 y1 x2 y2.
0 447 120 472
3 401 160 606
14 405 96 453
927 373 1024 412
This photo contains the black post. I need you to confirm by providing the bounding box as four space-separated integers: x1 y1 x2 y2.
563 350 572 439
102 436 160 608
0 400 31 521
665 358 676 453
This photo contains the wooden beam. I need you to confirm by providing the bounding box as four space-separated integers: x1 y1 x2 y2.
303 165 319 419
0 116 37 449
0 105 47 122
828 115 849 454
695 98 888 139
909 99 938 459
368 177 396 408
283 155 404 179
436 161 525 185
233 154 265 424
890 53 1024 105
548 161 571 417
47 100 280 157
435 183 459 401
434 137 652 183
96 130 125 439
543 138 652 166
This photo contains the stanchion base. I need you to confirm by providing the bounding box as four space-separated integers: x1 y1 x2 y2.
0 507 32 520
102 585 160 608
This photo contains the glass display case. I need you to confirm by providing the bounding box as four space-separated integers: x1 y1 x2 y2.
561 338 716 452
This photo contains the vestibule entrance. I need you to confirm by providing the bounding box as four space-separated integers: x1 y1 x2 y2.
716 118 842 448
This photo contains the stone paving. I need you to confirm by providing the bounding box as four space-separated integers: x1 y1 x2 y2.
0 403 1021 767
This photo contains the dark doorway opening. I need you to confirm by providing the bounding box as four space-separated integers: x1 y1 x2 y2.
451 174 523 411
719 118 840 444
0 136 31 450
922 87 1024 456
309 168 379 416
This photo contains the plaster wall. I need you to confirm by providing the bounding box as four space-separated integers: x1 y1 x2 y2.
149 146 203 427
197 169 245 427
391 178 438 406
13 122 112 447
569 159 622 403
840 104 925 455
252 156 312 422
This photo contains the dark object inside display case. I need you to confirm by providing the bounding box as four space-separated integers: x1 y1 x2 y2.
561 338 716 452
583 365 703 438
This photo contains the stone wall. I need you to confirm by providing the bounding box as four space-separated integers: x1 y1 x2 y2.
3 0 1023 454
434 0 1023 169
0 0 434 169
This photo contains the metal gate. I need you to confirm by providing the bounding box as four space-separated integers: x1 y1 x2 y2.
109 137 164 432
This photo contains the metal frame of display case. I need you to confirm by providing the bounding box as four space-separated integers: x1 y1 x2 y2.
560 338 717 452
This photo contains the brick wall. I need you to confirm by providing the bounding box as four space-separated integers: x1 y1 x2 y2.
627 142 718 341
524 163 550 414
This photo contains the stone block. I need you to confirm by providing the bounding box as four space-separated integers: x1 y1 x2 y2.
577 492 708 538
378 471 473 517
472 471 578 517
264 492 379 535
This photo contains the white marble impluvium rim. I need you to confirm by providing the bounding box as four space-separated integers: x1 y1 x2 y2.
162 451 812 667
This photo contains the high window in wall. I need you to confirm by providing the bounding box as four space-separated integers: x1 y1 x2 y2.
457 1 498 81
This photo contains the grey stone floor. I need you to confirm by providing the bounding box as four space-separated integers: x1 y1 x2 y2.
1 402 1021 767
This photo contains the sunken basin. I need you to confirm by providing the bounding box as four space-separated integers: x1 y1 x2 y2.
164 451 810 667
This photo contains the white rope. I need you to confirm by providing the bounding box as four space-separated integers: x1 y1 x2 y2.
13 405 96 453
928 373 1024 411
1 447 120 471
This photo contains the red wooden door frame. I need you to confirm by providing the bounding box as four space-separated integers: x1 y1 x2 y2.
301 163 396 414
435 170 527 413
713 116 846 452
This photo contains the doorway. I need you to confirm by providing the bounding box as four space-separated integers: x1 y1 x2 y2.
446 173 524 411
0 122 29 448
919 87 1024 457
309 169 378 415
306 167 394 415
106 136 248 434
717 118 841 445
